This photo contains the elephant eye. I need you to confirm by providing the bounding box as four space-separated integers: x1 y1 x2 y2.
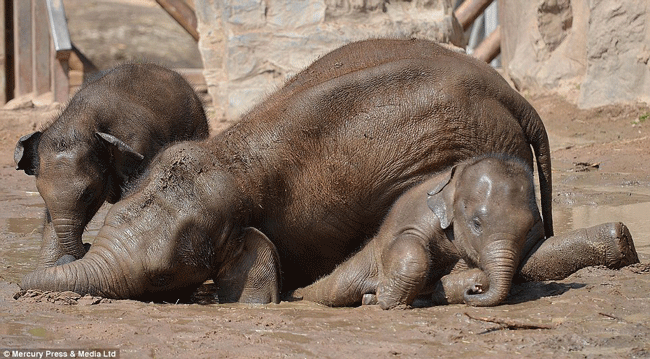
470 217 482 235
80 188 96 205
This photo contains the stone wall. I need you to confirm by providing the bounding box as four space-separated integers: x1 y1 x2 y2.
500 0 650 109
195 0 464 120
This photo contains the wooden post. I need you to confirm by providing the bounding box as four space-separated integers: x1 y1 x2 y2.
46 0 72 103
454 0 494 31
472 25 501 63
51 41 69 103
156 0 199 41
0 0 6 104
32 0 51 95
13 0 32 97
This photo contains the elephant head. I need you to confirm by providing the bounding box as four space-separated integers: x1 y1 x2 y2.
21 141 281 303
15 130 145 260
427 155 538 306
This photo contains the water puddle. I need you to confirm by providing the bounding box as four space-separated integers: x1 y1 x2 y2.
555 201 650 260
0 319 53 340
7 218 43 235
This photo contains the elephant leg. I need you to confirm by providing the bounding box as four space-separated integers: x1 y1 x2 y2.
375 233 432 310
516 222 639 282
292 242 379 307
213 227 281 304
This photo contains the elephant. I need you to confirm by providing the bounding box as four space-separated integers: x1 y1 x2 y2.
291 155 639 308
20 38 558 301
14 63 210 267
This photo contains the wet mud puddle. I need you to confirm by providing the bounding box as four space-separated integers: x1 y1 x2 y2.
0 187 109 284
553 174 650 262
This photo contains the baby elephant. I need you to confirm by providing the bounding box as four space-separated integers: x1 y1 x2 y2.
293 154 638 308
14 63 210 266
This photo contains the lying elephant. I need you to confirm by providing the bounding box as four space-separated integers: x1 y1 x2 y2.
21 38 557 301
14 63 210 266
292 155 639 308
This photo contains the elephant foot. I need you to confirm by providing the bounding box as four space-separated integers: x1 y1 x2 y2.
51 243 91 267
362 293 377 305
601 222 639 268
517 222 640 282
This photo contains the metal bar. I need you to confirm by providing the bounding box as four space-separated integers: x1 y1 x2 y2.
45 0 72 54
454 0 494 31
156 0 199 41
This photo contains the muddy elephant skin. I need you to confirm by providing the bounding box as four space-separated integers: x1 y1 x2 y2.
21 39 553 301
14 63 210 265
292 155 640 308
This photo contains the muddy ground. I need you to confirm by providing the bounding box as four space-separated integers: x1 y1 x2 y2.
1 1 650 358
1 93 650 359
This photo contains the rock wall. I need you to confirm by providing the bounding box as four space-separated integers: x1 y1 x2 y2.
195 0 464 120
500 0 650 109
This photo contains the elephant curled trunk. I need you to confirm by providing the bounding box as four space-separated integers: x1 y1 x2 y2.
463 237 519 307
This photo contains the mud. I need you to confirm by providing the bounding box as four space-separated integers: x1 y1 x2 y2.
1 1 650 357
1 91 649 359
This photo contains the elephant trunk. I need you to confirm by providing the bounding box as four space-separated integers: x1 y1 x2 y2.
21 235 137 299
463 238 519 307
51 216 88 260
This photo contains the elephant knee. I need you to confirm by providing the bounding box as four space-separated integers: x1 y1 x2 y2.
382 237 429 279
377 234 430 309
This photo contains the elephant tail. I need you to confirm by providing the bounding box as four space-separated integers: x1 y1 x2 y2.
506 94 553 238
526 106 553 238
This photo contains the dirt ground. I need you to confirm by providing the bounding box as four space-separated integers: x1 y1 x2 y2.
2 1 650 358
1 92 650 359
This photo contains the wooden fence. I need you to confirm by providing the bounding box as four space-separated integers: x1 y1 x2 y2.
0 0 495 106
1 0 97 105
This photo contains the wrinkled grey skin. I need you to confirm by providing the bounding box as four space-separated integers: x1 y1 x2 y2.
14 63 209 266
21 39 556 302
293 156 639 308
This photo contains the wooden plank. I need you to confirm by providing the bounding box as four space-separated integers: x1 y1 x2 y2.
14 0 33 97
51 41 69 103
472 25 501 63
155 0 199 41
32 0 51 95
454 0 494 31
0 0 6 103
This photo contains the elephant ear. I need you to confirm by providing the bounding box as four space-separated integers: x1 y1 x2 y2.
213 227 281 304
96 132 144 181
15 131 43 176
427 165 462 229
